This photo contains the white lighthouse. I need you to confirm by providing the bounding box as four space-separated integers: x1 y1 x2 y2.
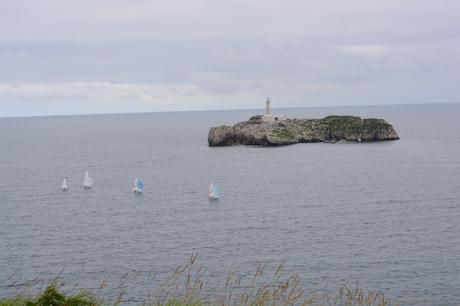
266 97 272 115
261 97 285 123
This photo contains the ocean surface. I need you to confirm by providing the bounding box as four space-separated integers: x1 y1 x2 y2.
0 104 459 305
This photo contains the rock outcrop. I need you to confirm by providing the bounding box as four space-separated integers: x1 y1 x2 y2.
208 115 399 146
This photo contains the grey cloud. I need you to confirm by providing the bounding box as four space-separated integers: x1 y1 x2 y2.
0 0 459 116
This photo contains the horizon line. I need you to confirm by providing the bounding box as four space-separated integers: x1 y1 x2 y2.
1 101 458 120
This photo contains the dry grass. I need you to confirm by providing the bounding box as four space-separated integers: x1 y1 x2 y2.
146 255 399 306
1 255 399 306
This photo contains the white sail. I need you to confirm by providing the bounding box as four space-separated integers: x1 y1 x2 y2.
61 178 68 191
83 171 93 188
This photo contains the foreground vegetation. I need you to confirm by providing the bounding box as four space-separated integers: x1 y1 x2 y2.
0 286 97 306
1 256 399 306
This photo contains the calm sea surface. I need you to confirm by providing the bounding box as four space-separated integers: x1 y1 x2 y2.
0 104 459 305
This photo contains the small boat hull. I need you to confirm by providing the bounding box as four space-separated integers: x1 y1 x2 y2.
133 188 143 193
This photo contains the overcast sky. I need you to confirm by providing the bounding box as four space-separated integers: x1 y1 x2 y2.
0 0 459 117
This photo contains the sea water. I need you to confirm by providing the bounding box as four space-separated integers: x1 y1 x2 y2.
0 104 459 305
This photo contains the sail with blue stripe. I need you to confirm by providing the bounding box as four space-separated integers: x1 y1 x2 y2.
136 179 144 190
133 177 144 193
208 182 220 200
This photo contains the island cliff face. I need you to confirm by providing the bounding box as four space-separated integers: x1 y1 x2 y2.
208 115 399 146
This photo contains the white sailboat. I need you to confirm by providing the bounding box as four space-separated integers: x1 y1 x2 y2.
83 171 93 188
208 183 220 200
61 178 68 191
133 178 144 193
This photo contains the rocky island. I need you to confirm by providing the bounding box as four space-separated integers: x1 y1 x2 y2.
208 98 399 147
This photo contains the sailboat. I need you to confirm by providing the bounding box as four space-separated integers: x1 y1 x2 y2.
61 178 68 191
133 178 144 193
208 183 220 200
83 171 93 188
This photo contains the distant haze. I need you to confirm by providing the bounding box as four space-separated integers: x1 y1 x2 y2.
1 0 459 117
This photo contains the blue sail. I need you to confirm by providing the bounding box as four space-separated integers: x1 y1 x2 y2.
212 184 220 197
137 179 144 190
